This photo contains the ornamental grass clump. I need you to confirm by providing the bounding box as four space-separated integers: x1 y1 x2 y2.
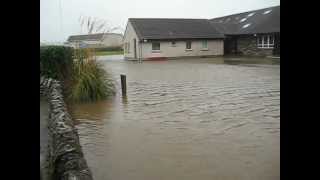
69 48 115 102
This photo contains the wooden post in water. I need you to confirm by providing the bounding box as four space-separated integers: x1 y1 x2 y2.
120 74 127 96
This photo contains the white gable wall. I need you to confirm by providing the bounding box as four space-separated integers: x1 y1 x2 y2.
123 21 140 59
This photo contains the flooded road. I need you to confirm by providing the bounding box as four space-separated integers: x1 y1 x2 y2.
70 56 280 180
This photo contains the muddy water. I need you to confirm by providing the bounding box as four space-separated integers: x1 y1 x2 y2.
71 56 280 180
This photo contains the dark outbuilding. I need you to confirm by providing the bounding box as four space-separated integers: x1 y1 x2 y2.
210 5 280 56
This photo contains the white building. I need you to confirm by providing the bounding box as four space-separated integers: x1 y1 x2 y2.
123 18 224 60
66 33 123 49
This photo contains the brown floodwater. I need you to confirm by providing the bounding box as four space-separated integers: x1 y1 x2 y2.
70 56 280 180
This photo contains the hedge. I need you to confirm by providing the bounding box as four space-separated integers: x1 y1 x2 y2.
40 46 74 81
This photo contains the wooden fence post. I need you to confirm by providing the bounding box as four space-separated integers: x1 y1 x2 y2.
120 74 127 96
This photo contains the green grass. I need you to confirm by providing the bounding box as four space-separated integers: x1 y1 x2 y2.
95 50 123 56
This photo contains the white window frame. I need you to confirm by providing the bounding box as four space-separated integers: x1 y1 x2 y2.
201 40 208 50
257 35 274 49
152 42 160 51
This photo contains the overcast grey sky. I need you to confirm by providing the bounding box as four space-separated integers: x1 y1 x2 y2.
40 0 280 42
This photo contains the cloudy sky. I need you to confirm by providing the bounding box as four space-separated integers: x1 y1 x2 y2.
40 0 280 42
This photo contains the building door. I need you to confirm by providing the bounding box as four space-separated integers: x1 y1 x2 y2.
224 36 237 55
273 33 280 56
134 39 137 59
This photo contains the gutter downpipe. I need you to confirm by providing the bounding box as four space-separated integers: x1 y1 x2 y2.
139 39 143 63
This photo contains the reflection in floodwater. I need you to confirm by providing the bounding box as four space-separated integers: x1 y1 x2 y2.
70 56 280 180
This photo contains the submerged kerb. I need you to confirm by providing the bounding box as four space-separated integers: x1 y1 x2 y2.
40 76 93 180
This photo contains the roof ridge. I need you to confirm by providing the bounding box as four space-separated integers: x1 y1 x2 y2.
69 32 122 36
128 18 224 40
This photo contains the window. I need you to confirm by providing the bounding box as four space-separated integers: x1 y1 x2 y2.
263 36 268 44
247 12 255 17
257 35 274 48
171 41 176 47
263 10 272 14
240 18 247 22
242 23 251 28
186 41 192 50
258 37 263 45
152 42 160 51
202 40 208 49
269 36 274 44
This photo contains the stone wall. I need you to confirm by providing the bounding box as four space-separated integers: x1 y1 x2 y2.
40 99 51 180
237 35 273 56
40 77 93 180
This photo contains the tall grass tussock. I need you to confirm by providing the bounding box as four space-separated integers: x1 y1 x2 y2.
69 48 115 102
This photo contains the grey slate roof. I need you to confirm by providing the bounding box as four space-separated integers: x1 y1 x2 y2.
67 33 122 42
129 18 224 40
209 5 280 35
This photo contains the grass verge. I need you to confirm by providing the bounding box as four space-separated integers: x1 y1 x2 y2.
95 50 123 56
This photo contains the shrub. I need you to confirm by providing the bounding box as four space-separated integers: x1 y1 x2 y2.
40 46 74 81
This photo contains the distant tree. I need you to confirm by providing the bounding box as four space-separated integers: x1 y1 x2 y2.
78 15 121 34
